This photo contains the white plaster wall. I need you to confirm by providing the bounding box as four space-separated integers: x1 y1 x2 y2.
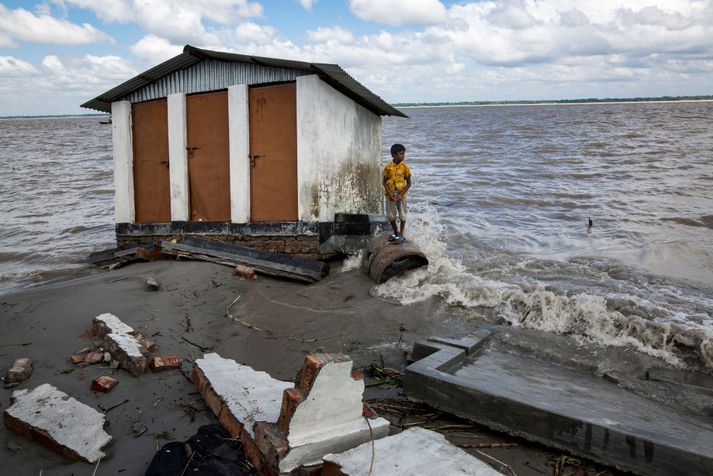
228 85 250 223
167 93 189 221
111 101 135 223
296 75 382 222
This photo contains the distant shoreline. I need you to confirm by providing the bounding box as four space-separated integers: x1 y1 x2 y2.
395 97 713 109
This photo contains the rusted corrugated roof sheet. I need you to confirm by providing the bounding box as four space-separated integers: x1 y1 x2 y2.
81 45 407 118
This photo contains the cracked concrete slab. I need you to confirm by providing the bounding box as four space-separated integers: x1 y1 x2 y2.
323 426 503 476
404 330 713 476
3 384 112 463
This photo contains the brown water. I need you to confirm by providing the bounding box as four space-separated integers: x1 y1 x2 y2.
1 102 712 369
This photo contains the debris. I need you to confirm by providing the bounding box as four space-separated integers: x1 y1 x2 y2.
149 355 181 372
6 440 24 453
3 383 112 463
3 357 32 388
322 427 503 476
161 236 329 283
108 262 122 270
99 398 129 414
133 332 157 352
145 277 160 291
181 336 211 352
256 353 391 473
132 422 148 438
91 376 119 393
91 313 149 376
103 352 112 363
84 351 104 365
233 264 256 280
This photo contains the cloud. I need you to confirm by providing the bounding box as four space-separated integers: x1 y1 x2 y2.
130 35 184 63
297 0 317 11
0 4 112 45
0 56 39 77
349 0 447 26
66 0 263 26
41 54 136 88
308 26 354 43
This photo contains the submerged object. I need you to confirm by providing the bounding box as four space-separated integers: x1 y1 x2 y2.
364 233 428 283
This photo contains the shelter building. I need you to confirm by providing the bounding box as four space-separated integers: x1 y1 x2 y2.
82 45 406 257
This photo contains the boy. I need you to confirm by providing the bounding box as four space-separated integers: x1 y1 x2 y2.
382 143 411 242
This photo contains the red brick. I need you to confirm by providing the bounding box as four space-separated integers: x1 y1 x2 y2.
297 353 350 393
233 264 256 280
322 462 346 476
91 376 118 393
70 355 84 365
148 355 181 372
218 406 244 438
362 403 377 418
190 367 209 394
351 369 364 380
254 422 288 470
278 388 304 433
84 351 104 365
131 332 157 352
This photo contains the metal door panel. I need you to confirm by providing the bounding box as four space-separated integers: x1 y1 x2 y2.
132 99 170 223
249 83 297 221
186 90 230 222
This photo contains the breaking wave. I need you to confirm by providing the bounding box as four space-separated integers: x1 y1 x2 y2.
372 208 713 371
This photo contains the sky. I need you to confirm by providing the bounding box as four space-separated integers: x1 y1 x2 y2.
0 0 712 116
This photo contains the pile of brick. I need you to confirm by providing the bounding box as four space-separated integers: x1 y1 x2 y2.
192 352 390 475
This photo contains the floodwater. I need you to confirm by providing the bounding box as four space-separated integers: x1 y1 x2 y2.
1 101 713 371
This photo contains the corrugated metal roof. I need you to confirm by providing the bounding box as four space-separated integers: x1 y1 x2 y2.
81 45 407 118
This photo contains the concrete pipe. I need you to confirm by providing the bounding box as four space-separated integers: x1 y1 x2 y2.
365 234 429 284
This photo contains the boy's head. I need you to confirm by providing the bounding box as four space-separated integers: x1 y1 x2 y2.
390 143 406 163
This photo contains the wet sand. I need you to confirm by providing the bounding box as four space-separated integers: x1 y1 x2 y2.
0 260 615 475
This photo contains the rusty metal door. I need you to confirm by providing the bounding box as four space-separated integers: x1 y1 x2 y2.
132 99 170 223
186 90 230 222
249 83 297 221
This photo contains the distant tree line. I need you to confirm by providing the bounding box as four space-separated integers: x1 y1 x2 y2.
394 95 713 107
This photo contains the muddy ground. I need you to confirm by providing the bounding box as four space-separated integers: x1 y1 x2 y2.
0 260 619 475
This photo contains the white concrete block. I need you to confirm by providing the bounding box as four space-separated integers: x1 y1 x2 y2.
324 426 503 476
93 312 135 336
280 358 390 472
195 353 292 437
4 384 112 463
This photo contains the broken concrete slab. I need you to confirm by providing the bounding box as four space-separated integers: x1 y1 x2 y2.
322 426 503 476
91 313 150 376
161 236 329 283
192 353 292 439
273 354 390 473
3 383 112 463
144 277 160 291
404 332 713 476
3 358 32 388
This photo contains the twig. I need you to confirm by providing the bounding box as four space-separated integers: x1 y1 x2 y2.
100 398 129 414
92 458 102 476
225 295 241 320
288 332 347 343
1 342 32 347
181 336 211 352
180 450 196 476
153 397 163 408
458 442 519 449
476 450 517 476
236 319 263 332
363 413 375 476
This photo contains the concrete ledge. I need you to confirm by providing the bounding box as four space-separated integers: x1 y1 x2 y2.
404 333 713 476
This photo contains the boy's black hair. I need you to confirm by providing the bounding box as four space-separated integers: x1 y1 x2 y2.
390 143 406 156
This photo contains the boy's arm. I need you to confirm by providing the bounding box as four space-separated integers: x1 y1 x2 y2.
402 176 411 196
382 175 396 201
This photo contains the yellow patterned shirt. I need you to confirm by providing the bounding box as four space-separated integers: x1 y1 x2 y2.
383 162 411 199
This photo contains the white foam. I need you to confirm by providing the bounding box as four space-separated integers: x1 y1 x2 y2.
339 250 364 273
371 208 713 370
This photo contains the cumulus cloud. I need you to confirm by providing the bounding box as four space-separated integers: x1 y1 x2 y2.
41 54 136 88
298 0 317 11
349 0 447 26
130 35 184 62
0 4 112 45
308 26 354 43
0 56 39 76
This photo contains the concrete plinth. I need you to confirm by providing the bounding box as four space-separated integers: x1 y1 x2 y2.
404 331 713 476
3 384 112 463
323 426 503 476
